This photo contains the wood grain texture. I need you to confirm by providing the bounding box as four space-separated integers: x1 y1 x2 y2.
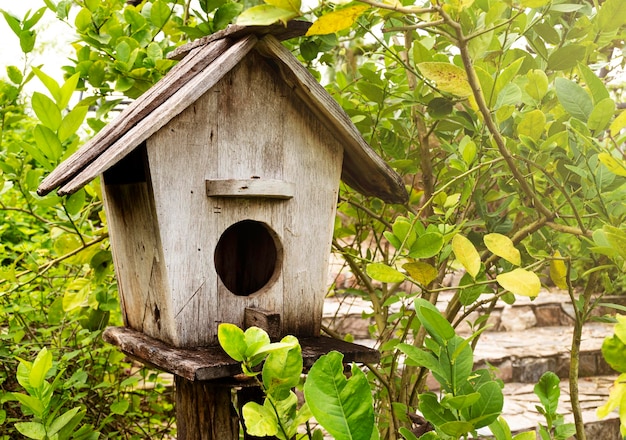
55 35 258 196
206 179 295 199
103 326 380 381
175 377 239 440
102 153 176 343
255 35 408 204
37 38 231 196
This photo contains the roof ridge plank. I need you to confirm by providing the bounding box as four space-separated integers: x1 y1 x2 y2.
55 34 259 195
168 20 312 61
37 37 233 196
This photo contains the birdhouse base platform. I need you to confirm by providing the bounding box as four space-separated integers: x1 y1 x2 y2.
102 326 380 382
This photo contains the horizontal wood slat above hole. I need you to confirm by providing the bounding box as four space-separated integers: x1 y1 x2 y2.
206 179 295 199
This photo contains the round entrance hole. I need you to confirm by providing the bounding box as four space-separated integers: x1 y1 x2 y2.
214 220 281 296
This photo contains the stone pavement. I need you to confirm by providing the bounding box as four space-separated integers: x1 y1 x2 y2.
322 289 624 438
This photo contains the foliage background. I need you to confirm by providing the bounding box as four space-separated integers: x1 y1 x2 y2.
0 0 625 438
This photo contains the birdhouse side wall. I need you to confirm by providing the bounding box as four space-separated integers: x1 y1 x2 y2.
102 147 175 344
144 51 342 346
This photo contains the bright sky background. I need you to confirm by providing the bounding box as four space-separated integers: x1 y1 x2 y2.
0 0 74 88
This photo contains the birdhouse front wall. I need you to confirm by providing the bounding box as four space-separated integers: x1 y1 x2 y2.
103 50 343 347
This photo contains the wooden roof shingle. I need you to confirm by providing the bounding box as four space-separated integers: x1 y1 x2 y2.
37 23 408 204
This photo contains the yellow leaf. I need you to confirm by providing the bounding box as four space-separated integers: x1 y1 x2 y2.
610 110 626 137
236 5 299 26
484 233 521 266
597 373 626 419
520 0 550 7
305 5 369 36
418 62 472 98
266 0 301 13
496 268 541 297
452 234 481 278
549 251 568 290
598 152 626 177
517 109 546 141
403 262 438 286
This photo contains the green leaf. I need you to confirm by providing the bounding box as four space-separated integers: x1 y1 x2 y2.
59 106 88 142
110 400 129 415
243 326 271 363
494 58 524 98
415 298 456 344
397 343 445 377
578 63 610 104
547 45 586 71
517 109 546 141
463 381 504 428
31 67 61 103
418 392 456 429
483 233 521 266
29 347 52 390
304 352 375 440
59 73 80 109
366 262 405 283
403 261 438 286
452 234 481 278
34 125 63 162
19 29 36 53
391 217 416 249
555 77 593 122
48 407 80 436
14 421 46 439
597 0 626 31
12 393 44 418
19 141 53 171
242 401 279 437
218 323 247 362
418 62 472 97
549 251 568 290
602 335 626 373
306 5 368 36
440 420 474 437
6 66 23 85
441 392 481 410
266 0 301 13
587 97 615 133
213 3 244 30
525 69 549 101
262 335 302 400
534 372 560 414
32 92 62 131
236 4 299 26
150 0 171 28
409 232 444 259
496 269 541 298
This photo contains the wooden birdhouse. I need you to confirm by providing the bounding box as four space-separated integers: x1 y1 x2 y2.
37 22 407 349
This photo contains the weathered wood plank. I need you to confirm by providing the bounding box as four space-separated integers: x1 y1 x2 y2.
175 377 239 440
255 35 408 204
206 179 295 199
56 35 258 195
244 307 281 340
37 38 232 196
168 20 312 61
102 326 380 381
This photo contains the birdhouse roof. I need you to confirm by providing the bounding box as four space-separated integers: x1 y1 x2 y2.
37 22 408 204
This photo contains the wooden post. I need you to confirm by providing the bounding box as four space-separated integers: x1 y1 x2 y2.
175 377 239 440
